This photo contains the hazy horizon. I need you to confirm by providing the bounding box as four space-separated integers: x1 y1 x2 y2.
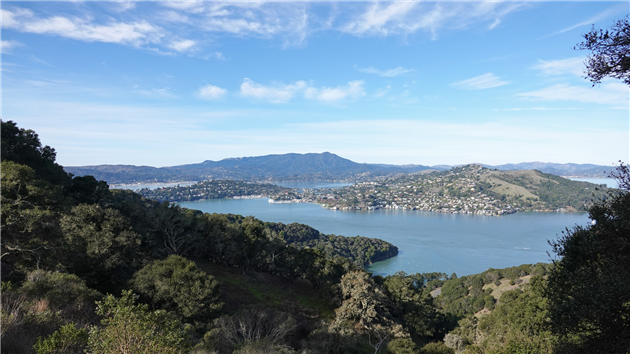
65 151 618 169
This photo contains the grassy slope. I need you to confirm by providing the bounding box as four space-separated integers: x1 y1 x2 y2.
194 260 334 319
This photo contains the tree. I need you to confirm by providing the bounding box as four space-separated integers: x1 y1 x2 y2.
151 203 199 256
330 271 406 354
130 255 222 324
60 204 143 292
382 272 440 341
1 161 64 272
575 15 630 86
87 290 190 354
1 120 71 186
545 163 630 353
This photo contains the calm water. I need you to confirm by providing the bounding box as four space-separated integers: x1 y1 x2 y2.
178 198 589 277
568 177 619 189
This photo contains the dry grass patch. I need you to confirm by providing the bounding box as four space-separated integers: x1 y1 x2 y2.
483 275 532 300
481 175 539 200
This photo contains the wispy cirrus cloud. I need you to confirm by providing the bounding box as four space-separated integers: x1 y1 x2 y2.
1 2 532 56
240 78 365 104
517 83 628 107
534 57 585 76
198 84 227 100
1 39 23 53
357 66 415 77
340 2 527 38
2 7 164 46
539 5 625 39
451 73 509 90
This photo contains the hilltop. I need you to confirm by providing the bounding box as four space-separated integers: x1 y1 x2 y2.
312 164 609 215
64 153 612 184
64 152 435 184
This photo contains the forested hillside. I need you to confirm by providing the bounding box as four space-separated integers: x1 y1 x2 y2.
2 120 628 354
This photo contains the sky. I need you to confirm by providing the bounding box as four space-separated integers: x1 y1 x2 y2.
1 1 629 168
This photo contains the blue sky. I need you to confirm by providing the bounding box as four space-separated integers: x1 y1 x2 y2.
2 1 628 167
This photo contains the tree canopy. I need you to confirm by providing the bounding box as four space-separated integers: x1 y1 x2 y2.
545 163 630 353
576 15 630 85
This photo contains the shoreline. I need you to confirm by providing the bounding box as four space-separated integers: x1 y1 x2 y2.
176 196 586 217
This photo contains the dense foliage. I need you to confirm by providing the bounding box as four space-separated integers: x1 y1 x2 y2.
544 162 630 353
138 180 293 202
267 222 399 267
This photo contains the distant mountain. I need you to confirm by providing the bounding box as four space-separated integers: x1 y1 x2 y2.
65 154 612 185
484 162 613 177
65 152 435 184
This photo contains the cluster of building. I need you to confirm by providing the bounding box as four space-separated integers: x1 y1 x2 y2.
309 166 523 216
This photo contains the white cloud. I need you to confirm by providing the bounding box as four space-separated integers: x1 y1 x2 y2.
304 80 365 103
0 3 532 56
168 39 196 52
534 57 585 76
239 78 365 104
340 2 527 38
517 83 629 106
1 40 23 53
451 73 509 90
240 78 307 103
109 1 136 13
198 84 227 100
357 66 415 77
160 11 190 24
2 8 163 46
161 1 206 14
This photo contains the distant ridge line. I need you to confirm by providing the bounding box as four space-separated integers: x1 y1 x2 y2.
64 153 613 184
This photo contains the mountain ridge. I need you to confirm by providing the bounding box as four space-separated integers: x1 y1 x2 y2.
64 152 613 184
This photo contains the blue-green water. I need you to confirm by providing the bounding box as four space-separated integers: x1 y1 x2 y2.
568 177 619 189
178 198 589 277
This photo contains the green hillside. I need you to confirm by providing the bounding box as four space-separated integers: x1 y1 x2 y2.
2 120 628 354
319 164 609 215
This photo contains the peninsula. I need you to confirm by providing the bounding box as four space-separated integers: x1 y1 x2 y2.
135 164 609 216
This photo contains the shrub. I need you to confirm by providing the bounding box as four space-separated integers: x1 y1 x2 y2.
206 307 296 353
419 342 454 354
87 290 190 354
20 270 101 310
130 255 222 323
387 338 420 354
34 322 88 354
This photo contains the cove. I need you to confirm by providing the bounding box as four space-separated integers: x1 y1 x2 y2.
178 198 590 277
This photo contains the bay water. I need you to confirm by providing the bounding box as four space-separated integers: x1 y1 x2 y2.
178 195 590 277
